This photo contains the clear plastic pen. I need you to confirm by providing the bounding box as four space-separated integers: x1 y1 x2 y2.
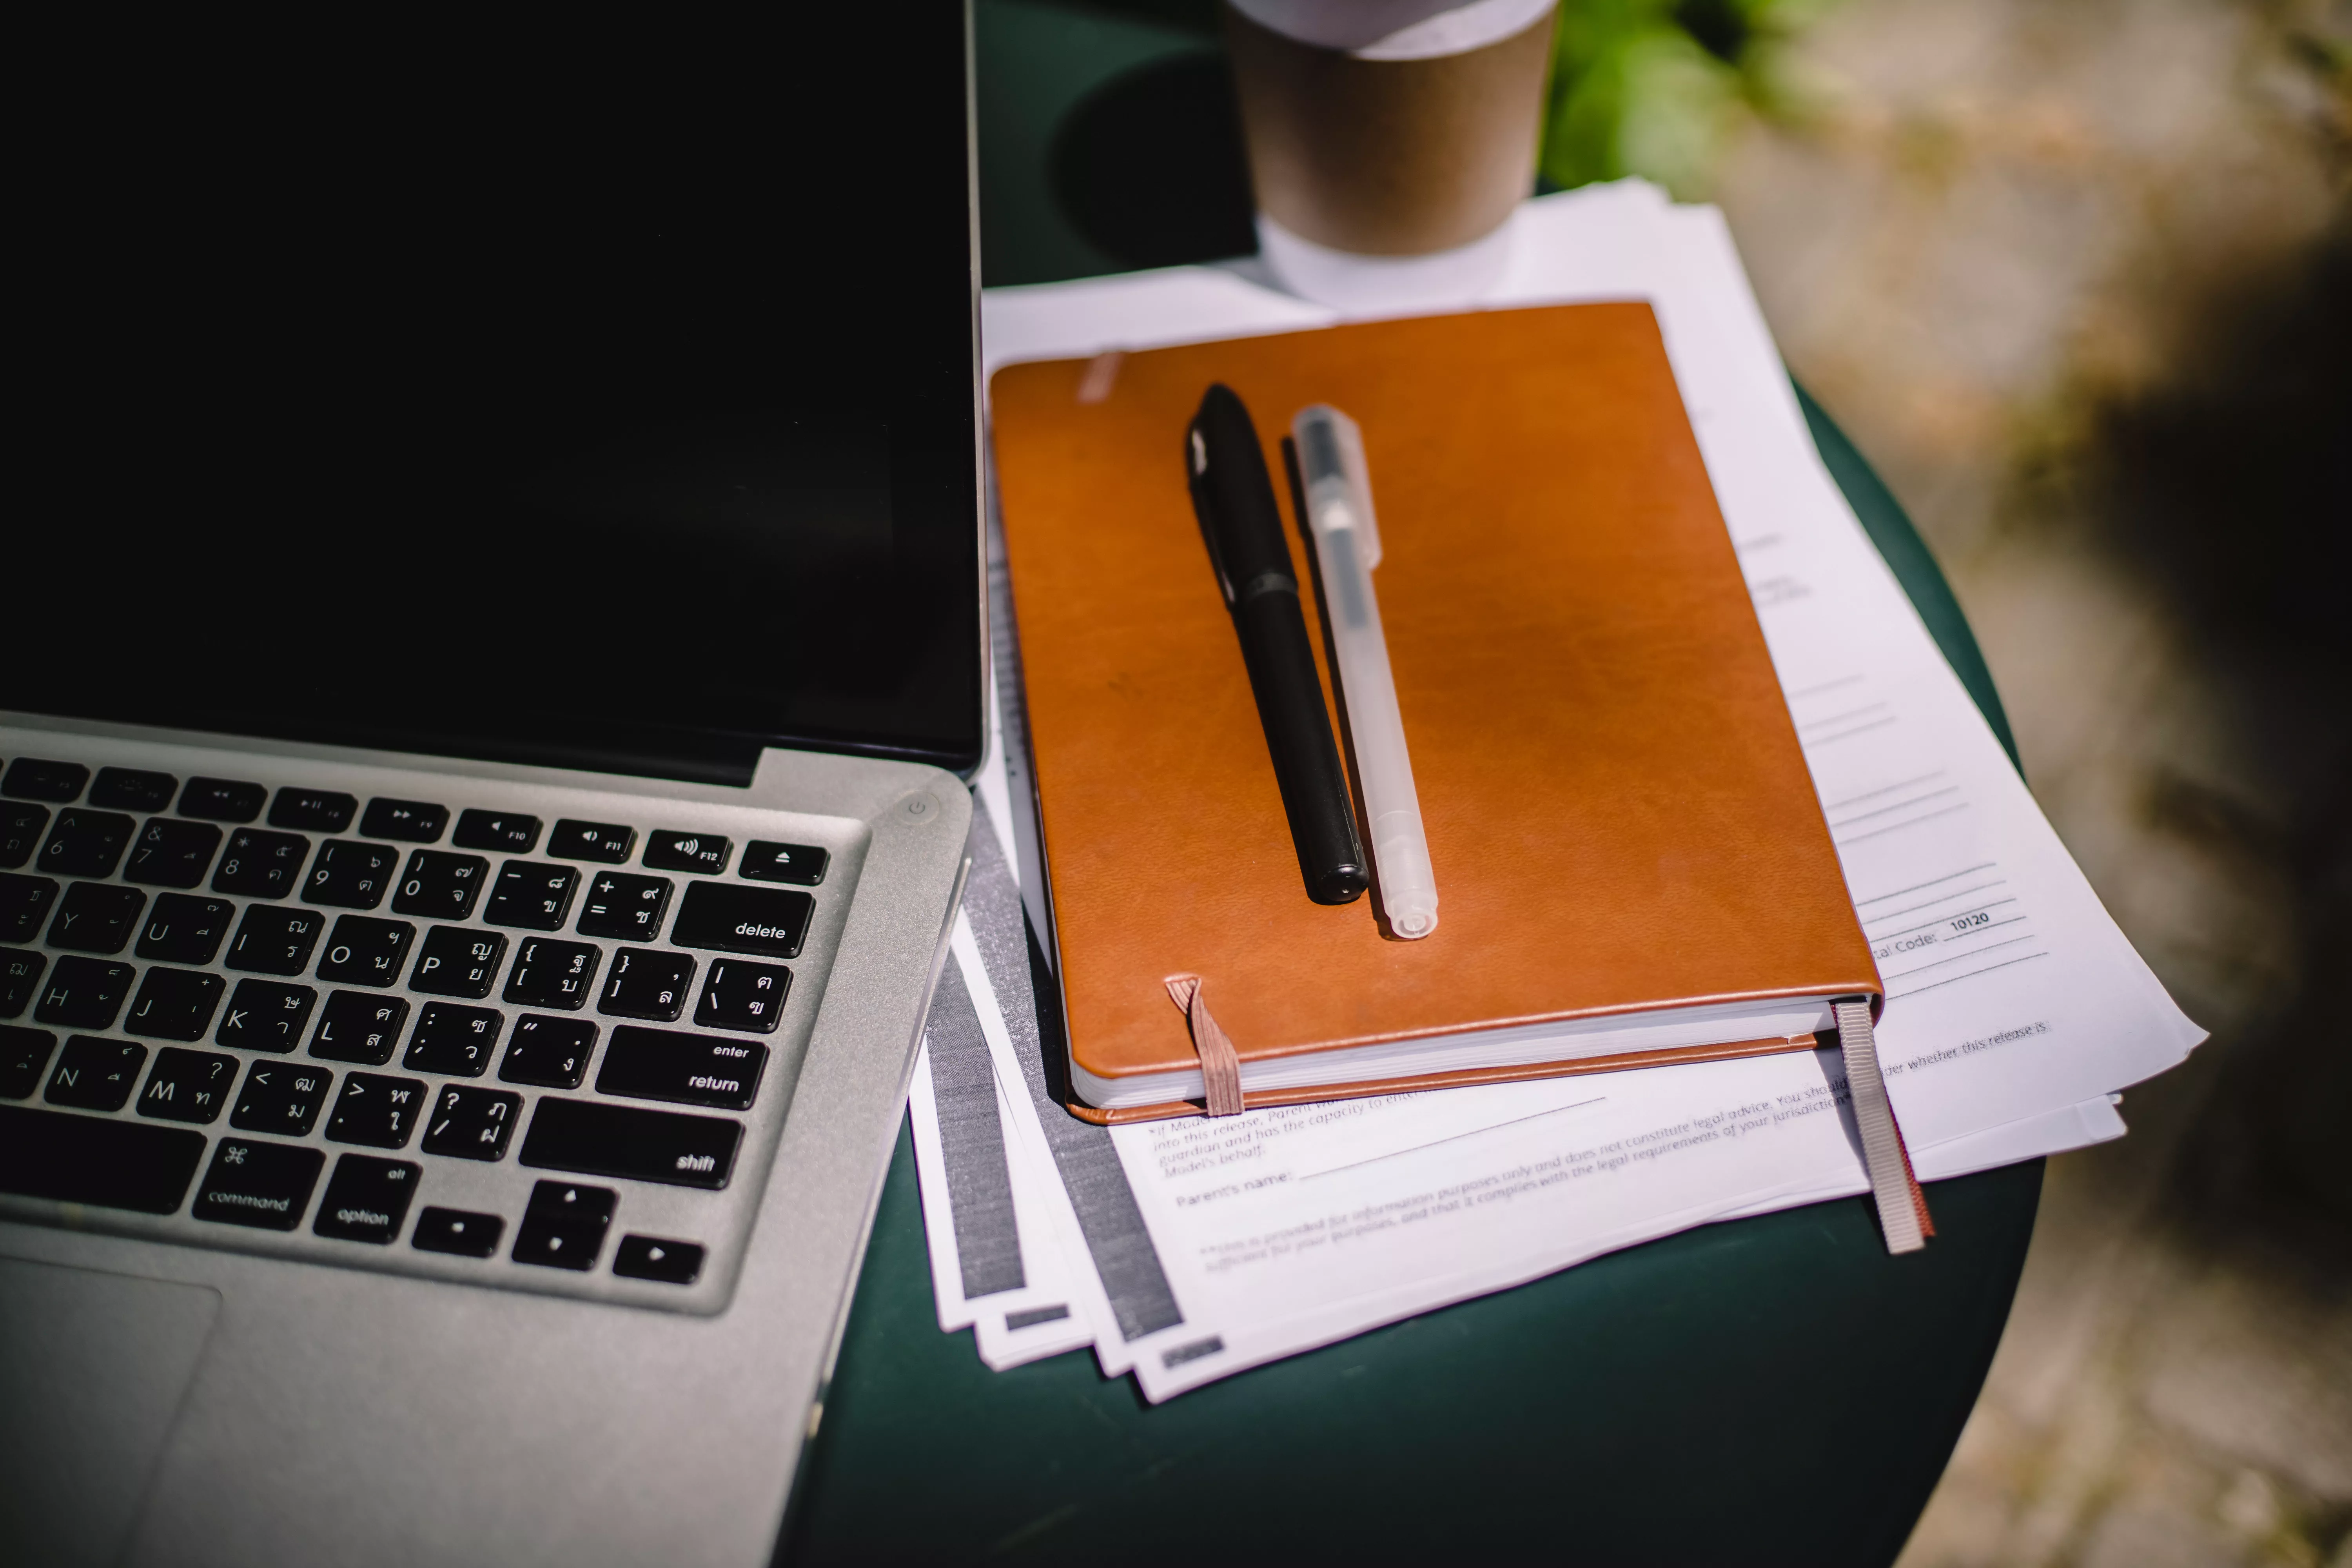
1291 403 1439 938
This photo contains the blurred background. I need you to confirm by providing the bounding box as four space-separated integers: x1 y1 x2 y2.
976 2 2350 1561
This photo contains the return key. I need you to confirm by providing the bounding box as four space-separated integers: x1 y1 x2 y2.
595 1025 767 1112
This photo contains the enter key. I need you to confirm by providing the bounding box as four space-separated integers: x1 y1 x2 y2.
595 1025 767 1112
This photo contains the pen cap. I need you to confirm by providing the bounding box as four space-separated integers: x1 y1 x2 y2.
1292 403 1381 568
1188 384 1298 604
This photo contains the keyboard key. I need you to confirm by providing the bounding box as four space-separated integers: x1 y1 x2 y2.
313 1153 421 1243
2 949 47 1019
0 1103 205 1214
403 1002 503 1076
123 967 225 1041
301 840 398 909
412 1206 504 1258
135 893 236 965
269 788 357 833
2 758 89 802
178 777 267 823
1 874 61 944
613 1234 705 1285
595 1025 766 1111
452 810 540 854
503 937 600 1011
499 1016 596 1089
693 958 791 1034
45 1035 147 1111
485 862 578 930
511 1179 615 1270
2 1025 57 1098
408 924 507 998
230 1058 335 1136
325 1072 426 1149
575 871 674 942
136 1046 238 1123
1 803 49 868
46 882 147 954
225 906 326 975
421 1084 522 1160
90 768 178 813
315 914 416 987
215 978 318 1052
360 798 449 843
390 849 489 922
310 991 410 1065
518 1098 741 1189
741 840 828 886
37 809 135 879
123 818 224 888
34 957 134 1030
212 828 310 898
192 1137 325 1230
643 831 731 875
548 820 635 864
670 881 813 959
597 947 694 1022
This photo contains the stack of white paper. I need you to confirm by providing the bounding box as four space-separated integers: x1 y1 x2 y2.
902 180 2203 1400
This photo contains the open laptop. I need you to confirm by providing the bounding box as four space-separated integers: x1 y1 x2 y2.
2 11 980 1565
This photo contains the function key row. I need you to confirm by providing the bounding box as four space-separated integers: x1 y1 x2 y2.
4 762 831 887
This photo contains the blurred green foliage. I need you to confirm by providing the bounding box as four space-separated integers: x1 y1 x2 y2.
1542 0 1831 196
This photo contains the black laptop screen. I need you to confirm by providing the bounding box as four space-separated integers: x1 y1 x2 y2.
10 13 984 783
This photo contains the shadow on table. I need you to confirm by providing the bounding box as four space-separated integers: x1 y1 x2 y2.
1049 52 1257 270
2091 217 2352 1264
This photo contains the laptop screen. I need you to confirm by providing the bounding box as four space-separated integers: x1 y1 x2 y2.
10 14 983 784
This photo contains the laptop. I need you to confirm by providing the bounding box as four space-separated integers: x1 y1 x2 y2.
2 11 980 1565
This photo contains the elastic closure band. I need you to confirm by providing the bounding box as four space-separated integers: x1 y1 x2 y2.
1165 975 1246 1116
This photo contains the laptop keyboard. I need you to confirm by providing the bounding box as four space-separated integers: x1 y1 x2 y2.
0 735 857 1314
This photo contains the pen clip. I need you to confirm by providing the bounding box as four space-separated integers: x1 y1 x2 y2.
1186 415 1238 606
1291 404 1380 570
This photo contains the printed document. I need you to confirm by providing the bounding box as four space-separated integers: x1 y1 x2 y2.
900 179 2194 1394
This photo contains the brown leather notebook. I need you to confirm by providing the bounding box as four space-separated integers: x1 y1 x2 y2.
992 302 1882 1126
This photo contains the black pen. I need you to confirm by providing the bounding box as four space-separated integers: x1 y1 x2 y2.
1186 383 1369 905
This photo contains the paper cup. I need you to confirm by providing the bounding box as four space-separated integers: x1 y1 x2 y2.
1227 0 1555 304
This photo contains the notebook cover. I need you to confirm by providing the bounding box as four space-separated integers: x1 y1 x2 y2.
991 302 1880 1120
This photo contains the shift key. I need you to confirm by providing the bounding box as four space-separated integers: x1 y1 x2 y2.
669 883 813 960
518 1098 742 1190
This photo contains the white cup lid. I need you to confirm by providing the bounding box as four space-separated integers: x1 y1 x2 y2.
1227 0 1556 60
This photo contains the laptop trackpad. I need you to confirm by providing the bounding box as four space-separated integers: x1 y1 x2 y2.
0 1258 221 1568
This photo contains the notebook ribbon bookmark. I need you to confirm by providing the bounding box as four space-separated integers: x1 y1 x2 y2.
1165 975 1245 1116
1835 998 1933 1254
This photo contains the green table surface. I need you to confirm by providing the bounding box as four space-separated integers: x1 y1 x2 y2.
781 7 2040 1563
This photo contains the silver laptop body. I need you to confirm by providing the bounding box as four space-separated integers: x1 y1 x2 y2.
3 718 970 1567
2 7 983 1563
